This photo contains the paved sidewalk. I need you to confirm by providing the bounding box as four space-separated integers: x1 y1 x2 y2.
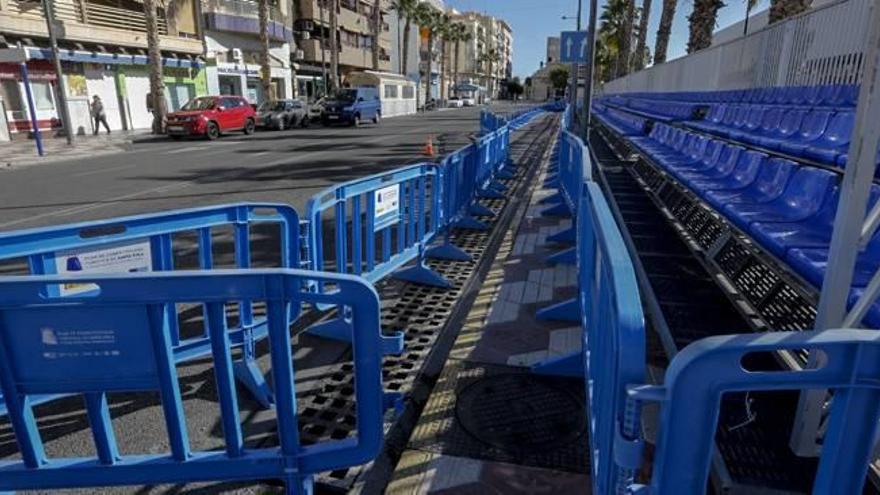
387 126 592 494
0 130 154 168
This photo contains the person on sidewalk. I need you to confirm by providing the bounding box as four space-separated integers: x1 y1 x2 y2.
91 95 111 135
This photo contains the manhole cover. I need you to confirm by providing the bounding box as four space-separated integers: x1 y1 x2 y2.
455 374 586 453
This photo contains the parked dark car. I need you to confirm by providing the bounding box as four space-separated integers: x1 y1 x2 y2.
256 99 310 130
166 96 256 140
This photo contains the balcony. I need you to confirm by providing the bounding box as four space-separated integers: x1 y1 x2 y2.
0 0 201 53
202 0 291 41
297 38 390 71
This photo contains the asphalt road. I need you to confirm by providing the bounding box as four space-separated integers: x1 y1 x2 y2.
0 105 527 231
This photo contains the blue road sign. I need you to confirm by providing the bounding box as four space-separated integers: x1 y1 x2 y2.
560 31 589 63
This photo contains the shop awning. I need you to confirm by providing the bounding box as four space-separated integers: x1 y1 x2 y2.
0 46 203 69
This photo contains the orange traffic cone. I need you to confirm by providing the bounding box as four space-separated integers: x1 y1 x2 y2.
422 135 436 157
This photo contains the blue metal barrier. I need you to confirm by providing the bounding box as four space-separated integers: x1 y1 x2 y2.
533 181 647 494
629 329 880 494
0 269 386 495
0 203 301 410
306 163 468 353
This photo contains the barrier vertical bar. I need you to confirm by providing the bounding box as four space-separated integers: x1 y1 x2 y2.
0 324 45 468
352 197 363 275
205 301 245 458
84 393 119 465
147 303 190 462
366 191 377 272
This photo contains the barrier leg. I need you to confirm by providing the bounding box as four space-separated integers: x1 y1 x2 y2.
393 260 452 289
453 214 490 230
547 226 576 244
478 187 506 200
536 298 580 322
539 192 564 205
531 352 583 378
284 474 314 495
308 308 405 355
546 246 577 265
426 240 472 261
233 329 274 409
541 203 571 218
469 202 496 218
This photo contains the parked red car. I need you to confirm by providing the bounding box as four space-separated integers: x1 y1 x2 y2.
166 96 256 140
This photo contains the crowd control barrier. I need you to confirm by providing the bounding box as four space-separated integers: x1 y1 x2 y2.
480 110 505 135
0 270 387 495
533 181 647 493
0 203 301 410
628 329 880 494
306 163 469 353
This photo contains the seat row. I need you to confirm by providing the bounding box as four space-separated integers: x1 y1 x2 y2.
685 104 857 167
593 104 647 136
599 96 698 122
629 123 880 327
613 84 859 108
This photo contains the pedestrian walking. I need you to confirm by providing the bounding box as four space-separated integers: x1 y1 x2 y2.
91 95 111 135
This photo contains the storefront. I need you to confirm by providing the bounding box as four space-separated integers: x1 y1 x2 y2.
214 63 292 103
0 47 205 135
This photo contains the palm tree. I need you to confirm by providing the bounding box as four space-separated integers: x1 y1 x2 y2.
634 0 651 71
479 48 500 99
371 0 381 70
393 0 419 76
328 0 340 91
451 23 471 97
414 3 439 109
743 0 758 35
687 0 725 53
143 0 165 134
654 0 677 64
599 0 627 78
617 0 635 78
769 0 811 23
436 13 453 102
258 0 273 102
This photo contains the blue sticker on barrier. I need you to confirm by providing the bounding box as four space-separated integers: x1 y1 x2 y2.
3 305 159 394
374 184 401 231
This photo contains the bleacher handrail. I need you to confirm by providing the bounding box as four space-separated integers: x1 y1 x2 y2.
0 269 385 493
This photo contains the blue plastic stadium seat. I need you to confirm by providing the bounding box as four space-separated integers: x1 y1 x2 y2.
750 185 879 259
776 109 833 156
688 150 767 197
802 111 854 164
667 140 724 179
787 239 880 288
751 109 807 149
850 289 880 329
704 157 795 210
720 166 837 230
678 145 745 189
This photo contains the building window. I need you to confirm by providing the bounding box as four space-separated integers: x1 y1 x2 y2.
384 84 399 98
402 85 414 99
0 80 24 118
31 81 56 111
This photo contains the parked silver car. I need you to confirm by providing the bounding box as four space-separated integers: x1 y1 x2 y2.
256 99 310 130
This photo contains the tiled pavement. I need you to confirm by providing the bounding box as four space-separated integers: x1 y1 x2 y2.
1 131 150 168
387 133 592 494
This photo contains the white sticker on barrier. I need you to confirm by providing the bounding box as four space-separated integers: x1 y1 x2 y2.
54 240 153 296
374 184 401 231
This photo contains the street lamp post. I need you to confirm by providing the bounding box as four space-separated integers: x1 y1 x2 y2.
42 0 74 145
582 0 597 136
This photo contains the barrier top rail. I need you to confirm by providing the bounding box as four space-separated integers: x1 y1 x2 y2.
0 269 385 494
579 181 647 494
630 329 880 494
557 130 593 216
0 202 301 410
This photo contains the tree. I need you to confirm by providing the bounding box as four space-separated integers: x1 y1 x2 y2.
479 48 501 98
549 66 570 94
436 13 453 102
258 0 273 103
617 0 635 78
450 22 471 97
769 0 811 23
506 78 524 99
599 0 628 78
143 0 166 134
634 0 651 71
393 0 419 75
328 0 340 91
414 3 439 108
743 0 758 35
371 0 381 70
687 0 725 53
654 0 677 64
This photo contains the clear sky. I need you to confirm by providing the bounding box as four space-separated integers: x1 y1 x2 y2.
444 0 772 79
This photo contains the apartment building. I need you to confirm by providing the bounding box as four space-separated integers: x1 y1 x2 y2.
291 0 393 100
202 0 295 102
0 0 204 134
446 9 512 101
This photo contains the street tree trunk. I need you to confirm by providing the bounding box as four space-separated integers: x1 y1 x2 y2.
258 0 273 102
453 39 460 97
292 0 301 98
371 0 381 70
687 0 724 53
617 0 635 78
634 0 651 70
440 38 447 102
769 0 811 23
402 17 411 75
329 0 340 91
654 0 677 64
424 31 433 109
144 0 166 134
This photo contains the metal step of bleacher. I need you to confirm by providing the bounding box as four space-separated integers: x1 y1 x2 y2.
588 127 862 494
